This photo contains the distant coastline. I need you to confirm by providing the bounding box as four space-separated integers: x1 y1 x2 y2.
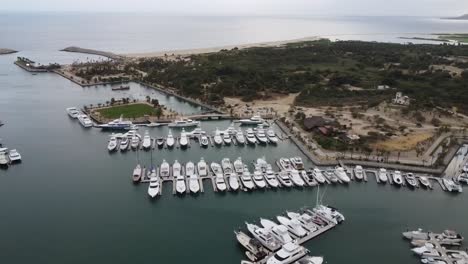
0 48 18 55
442 14 468 20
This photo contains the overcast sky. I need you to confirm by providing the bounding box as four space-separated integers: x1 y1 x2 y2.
1 0 467 16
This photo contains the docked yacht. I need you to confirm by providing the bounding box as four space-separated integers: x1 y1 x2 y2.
241 166 255 190
266 242 308 264
246 128 257 144
405 173 419 188
213 128 223 145
256 126 268 144
334 167 350 183
189 173 200 193
457 173 468 185
290 157 305 170
277 216 308 238
277 171 293 187
0 150 10 166
98 116 133 130
222 158 234 174
132 164 142 182
392 171 404 186
160 160 170 178
286 212 319 233
107 135 118 152
186 161 195 176
166 130 175 148
186 126 205 138
173 161 185 194
246 223 281 252
156 137 164 148
403 229 464 245
147 168 160 198
253 166 267 189
256 157 269 173
296 256 324 264
234 157 245 174
419 176 432 188
66 107 80 118
142 130 152 149
311 168 326 184
131 134 140 149
8 149 22 163
227 172 240 191
266 128 279 144
264 165 280 188
312 205 345 224
120 136 129 151
197 158 208 177
235 129 246 144
222 132 232 145
301 171 316 186
211 162 223 177
78 114 93 128
215 175 227 192
200 134 209 147
354 165 364 180
324 171 339 183
239 114 265 125
278 158 293 171
289 170 305 187
443 178 462 193
179 128 189 148
235 231 268 262
411 243 440 257
168 119 200 128
260 218 293 244
378 168 388 183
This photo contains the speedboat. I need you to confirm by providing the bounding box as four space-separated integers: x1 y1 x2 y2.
131 134 140 149
142 130 152 149
354 165 364 180
66 107 80 118
289 170 305 187
156 137 164 148
253 166 267 188
260 218 293 244
213 129 223 145
419 176 432 188
265 165 280 188
443 178 462 193
0 151 10 166
246 128 257 144
312 205 345 224
334 166 350 183
119 136 129 151
234 157 245 174
147 168 160 198
107 135 118 152
392 171 403 186
166 130 175 148
256 126 268 144
98 115 133 130
311 168 326 184
197 158 208 177
215 175 227 192
179 128 189 148
290 157 305 170
168 118 200 128
405 173 418 188
241 166 255 190
266 242 308 264
235 129 246 144
246 223 281 252
266 128 279 144
278 158 293 171
77 114 93 128
277 171 293 187
132 164 142 182
8 149 22 162
239 114 265 125
160 159 170 178
222 132 232 145
286 212 319 232
378 168 388 183
200 134 209 147
277 216 308 238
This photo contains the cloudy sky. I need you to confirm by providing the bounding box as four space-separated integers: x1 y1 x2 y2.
1 0 467 16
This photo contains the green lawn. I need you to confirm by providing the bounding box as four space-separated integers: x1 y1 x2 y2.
97 104 157 119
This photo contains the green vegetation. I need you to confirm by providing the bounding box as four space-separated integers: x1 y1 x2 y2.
96 103 157 119
437 34 468 43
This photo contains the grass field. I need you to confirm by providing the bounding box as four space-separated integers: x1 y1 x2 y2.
96 103 157 119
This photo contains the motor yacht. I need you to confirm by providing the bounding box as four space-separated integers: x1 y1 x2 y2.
256 126 268 144
290 157 305 170
402 228 429 240
266 128 279 144
222 158 234 174
334 166 350 183
0 150 10 166
98 115 133 130
405 173 418 188
176 173 186 194
107 135 118 152
119 136 129 151
222 132 232 145
246 128 257 144
241 166 255 190
286 212 319 232
66 107 80 118
189 173 200 193
186 161 195 176
234 157 245 174
312 205 345 224
8 149 22 163
311 168 326 184
160 160 170 178
78 114 93 128
235 231 268 262
289 170 305 187
301 171 316 186
419 176 432 188
266 242 308 264
443 178 462 193
168 119 200 128
211 162 223 177
200 134 209 147
260 218 293 244
278 158 294 171
215 175 227 192
197 158 208 177
277 171 293 187
224 124 237 135
132 164 142 182
156 137 164 148
213 128 223 145
253 165 267 188
239 114 265 125
256 157 269 173
277 216 308 238
142 130 152 149
354 165 364 180
392 170 403 186
264 165 280 188
235 129 246 144
403 229 464 245
227 172 240 191
378 168 388 183
173 160 182 178
186 126 205 138
457 173 468 185
412 243 441 257
146 122 162 127
296 256 324 264
166 130 175 148
131 134 140 149
147 168 160 198
246 223 281 252
179 128 189 148
324 171 338 183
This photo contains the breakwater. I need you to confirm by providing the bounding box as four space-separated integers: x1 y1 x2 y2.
61 46 124 60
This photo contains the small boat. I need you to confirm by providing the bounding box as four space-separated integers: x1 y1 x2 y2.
222 132 232 145
234 157 245 174
290 157 305 170
8 149 22 163
132 164 142 182
142 130 152 149
264 165 280 188
289 170 305 187
77 114 93 128
235 129 246 145
197 158 208 177
213 129 223 145
166 130 175 148
277 171 293 187
119 136 129 151
130 134 140 149
98 115 133 131
240 166 255 190
311 168 326 184
111 85 130 91
179 128 189 148
253 165 267 188
354 165 364 180
200 134 209 147
255 126 268 144
277 216 308 238
378 168 388 183
443 178 462 193
168 119 200 128
147 171 160 198
266 128 278 144
392 171 403 186
419 176 432 188
278 158 293 171
265 243 308 264
0 151 9 166
66 107 80 118
160 160 170 177
405 173 418 188
260 218 293 244
107 135 118 152
334 166 350 183
156 137 164 148
239 114 265 125
146 122 163 127
245 128 257 144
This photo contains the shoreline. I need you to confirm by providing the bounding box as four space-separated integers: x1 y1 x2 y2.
0 48 18 55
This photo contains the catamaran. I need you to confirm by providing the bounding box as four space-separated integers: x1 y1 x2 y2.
334 166 350 183
107 135 118 152
354 165 364 180
147 168 160 198
235 129 246 144
266 128 278 144
166 130 175 148
168 119 200 128
142 130 151 149
179 128 188 148
378 168 388 183
160 160 170 178
246 128 257 144
66 107 80 119
213 128 223 145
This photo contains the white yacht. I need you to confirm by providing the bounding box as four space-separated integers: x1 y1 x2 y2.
176 174 186 194
312 205 345 224
378 168 388 183
266 242 308 264
241 166 255 190
173 160 182 177
405 173 418 188
392 171 403 186
222 132 232 144
246 223 281 252
278 158 293 171
156 137 164 148
277 171 293 187
239 114 265 125
186 161 195 176
286 212 319 232
200 134 209 147
334 167 350 183
168 119 200 128
213 129 223 145
215 175 227 192
296 256 324 264
235 129 246 144
234 157 245 174
130 134 140 149
66 107 80 118
197 158 208 177
256 126 268 144
147 168 160 198
443 178 462 193
222 158 234 174
179 128 189 148
78 114 93 128
119 136 129 151
107 135 118 152
266 128 279 144
255 157 269 173
186 126 205 138
189 173 200 193
166 130 175 148
98 115 133 130
265 165 280 188
290 157 305 170
246 128 257 144
277 216 308 238
419 176 432 188
260 218 293 244
354 165 364 180
142 130 152 149
311 168 326 184
289 170 305 187
8 149 22 162
0 150 10 166
227 172 240 191
211 162 223 177
224 124 237 135
253 165 267 188
160 160 170 178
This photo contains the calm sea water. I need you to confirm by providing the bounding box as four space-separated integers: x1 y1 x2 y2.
1 13 468 264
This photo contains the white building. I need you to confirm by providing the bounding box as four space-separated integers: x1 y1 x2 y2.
393 92 410 106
